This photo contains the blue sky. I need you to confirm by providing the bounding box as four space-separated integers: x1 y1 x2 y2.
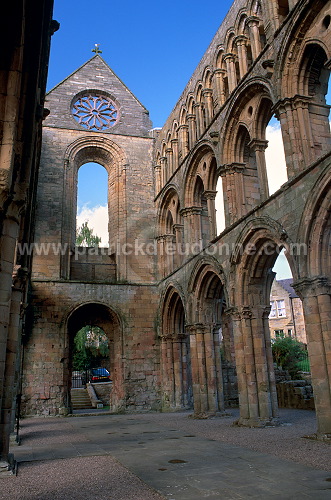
48 0 234 128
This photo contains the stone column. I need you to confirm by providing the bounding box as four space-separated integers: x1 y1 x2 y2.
0 213 20 466
247 16 261 60
248 139 270 200
204 324 224 413
154 164 161 194
223 54 237 93
293 277 331 438
178 124 189 158
194 103 203 137
274 96 314 178
181 338 190 407
202 89 214 124
187 324 224 416
164 234 175 274
203 190 217 240
173 336 184 408
156 236 166 279
166 148 173 178
187 325 202 415
160 156 167 186
213 325 224 409
231 306 278 427
187 114 197 150
180 207 203 255
171 139 179 172
219 163 245 224
214 69 227 107
160 335 173 409
1 267 27 463
173 223 184 267
234 36 248 79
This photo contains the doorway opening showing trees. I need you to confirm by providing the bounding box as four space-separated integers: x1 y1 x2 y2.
66 302 122 413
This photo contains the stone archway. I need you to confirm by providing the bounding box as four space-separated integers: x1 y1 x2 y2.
159 286 192 411
187 260 230 416
229 221 296 427
66 302 123 412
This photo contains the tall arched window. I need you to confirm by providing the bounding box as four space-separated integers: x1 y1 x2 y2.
76 162 109 247
265 116 287 194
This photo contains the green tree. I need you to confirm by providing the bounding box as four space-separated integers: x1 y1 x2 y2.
72 325 109 370
272 334 307 379
76 221 101 247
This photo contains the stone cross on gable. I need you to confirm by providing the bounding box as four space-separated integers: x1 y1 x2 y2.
92 43 102 54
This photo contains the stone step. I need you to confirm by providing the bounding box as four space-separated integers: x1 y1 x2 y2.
71 389 93 409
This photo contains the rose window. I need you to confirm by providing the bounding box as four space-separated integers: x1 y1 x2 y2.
71 94 118 130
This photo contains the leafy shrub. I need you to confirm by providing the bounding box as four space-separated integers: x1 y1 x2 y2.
271 334 307 379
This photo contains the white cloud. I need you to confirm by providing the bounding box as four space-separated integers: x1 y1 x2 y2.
265 123 287 195
77 204 109 247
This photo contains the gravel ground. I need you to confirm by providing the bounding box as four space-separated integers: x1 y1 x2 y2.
1 408 330 499
0 455 165 500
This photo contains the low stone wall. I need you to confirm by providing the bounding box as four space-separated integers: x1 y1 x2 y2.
276 380 314 410
91 382 112 405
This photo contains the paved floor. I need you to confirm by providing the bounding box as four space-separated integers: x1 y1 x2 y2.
2 410 331 499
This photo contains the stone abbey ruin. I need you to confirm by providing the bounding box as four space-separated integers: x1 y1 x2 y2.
1 0 330 470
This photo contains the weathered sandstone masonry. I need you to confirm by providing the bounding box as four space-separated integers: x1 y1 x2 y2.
6 0 330 447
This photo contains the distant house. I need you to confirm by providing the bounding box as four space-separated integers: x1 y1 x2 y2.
269 279 307 344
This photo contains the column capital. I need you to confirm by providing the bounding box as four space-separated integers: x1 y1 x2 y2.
159 333 174 341
241 306 253 320
218 163 245 176
292 276 331 298
187 113 196 121
273 95 312 115
203 190 218 200
234 35 248 46
202 88 213 97
173 223 184 231
214 68 226 76
223 307 241 321
180 206 202 217
246 15 260 27
185 323 205 335
223 53 236 63
248 138 269 152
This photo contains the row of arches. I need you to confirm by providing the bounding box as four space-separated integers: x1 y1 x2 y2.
158 163 331 429
156 0 270 187
155 0 331 224
156 38 330 277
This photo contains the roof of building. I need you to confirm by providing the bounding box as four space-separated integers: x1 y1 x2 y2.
277 279 298 298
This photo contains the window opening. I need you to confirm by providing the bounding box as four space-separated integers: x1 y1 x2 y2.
215 177 225 234
76 162 108 247
265 115 287 194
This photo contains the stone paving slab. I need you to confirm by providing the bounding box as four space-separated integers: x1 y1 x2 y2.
12 412 331 499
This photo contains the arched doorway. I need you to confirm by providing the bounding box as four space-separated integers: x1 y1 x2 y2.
188 261 231 416
160 287 192 410
66 302 123 413
230 222 295 427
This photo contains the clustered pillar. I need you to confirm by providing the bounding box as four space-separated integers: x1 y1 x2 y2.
294 277 331 438
231 306 278 427
187 324 224 416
